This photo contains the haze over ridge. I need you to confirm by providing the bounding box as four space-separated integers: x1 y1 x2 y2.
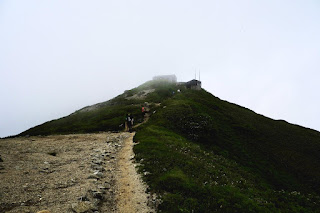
1 0 320 137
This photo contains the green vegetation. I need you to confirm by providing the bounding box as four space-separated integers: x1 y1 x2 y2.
134 85 320 212
18 80 178 136
19 80 320 212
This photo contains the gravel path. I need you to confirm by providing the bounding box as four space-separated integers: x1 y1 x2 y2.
0 132 156 213
113 133 155 213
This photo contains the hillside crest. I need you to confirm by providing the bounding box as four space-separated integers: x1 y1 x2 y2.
17 79 320 212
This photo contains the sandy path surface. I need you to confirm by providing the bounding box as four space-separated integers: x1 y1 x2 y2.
113 133 155 213
0 132 155 213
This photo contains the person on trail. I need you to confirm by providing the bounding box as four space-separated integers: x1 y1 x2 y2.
129 114 134 132
125 113 130 132
142 106 146 117
126 113 134 132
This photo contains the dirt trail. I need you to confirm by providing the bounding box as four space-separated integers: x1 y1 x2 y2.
0 132 155 213
113 133 155 213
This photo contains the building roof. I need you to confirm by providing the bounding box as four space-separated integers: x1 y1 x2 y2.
186 79 201 85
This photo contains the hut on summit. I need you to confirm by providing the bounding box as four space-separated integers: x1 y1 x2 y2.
153 75 177 83
185 79 202 90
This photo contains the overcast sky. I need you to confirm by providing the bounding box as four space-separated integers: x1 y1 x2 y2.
1 0 320 137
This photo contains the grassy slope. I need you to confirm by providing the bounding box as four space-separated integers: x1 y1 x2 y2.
134 86 320 212
18 81 176 136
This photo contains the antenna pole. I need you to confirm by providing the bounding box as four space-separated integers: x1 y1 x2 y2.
199 69 200 81
195 69 196 80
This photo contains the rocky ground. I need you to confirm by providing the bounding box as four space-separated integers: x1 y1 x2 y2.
0 132 157 213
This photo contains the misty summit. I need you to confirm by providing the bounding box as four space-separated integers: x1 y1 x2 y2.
152 75 177 83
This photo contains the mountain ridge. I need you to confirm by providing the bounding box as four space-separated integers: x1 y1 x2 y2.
17 80 320 212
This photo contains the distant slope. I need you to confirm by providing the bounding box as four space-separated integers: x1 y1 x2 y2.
18 81 177 136
18 80 320 212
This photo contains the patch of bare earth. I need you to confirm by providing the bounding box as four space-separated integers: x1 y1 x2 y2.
0 132 156 213
125 89 155 100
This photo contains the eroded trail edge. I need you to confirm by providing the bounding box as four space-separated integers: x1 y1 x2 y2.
113 132 155 213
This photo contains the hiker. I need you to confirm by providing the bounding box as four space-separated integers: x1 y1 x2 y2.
142 106 146 117
129 114 134 132
126 113 134 132
125 114 130 131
